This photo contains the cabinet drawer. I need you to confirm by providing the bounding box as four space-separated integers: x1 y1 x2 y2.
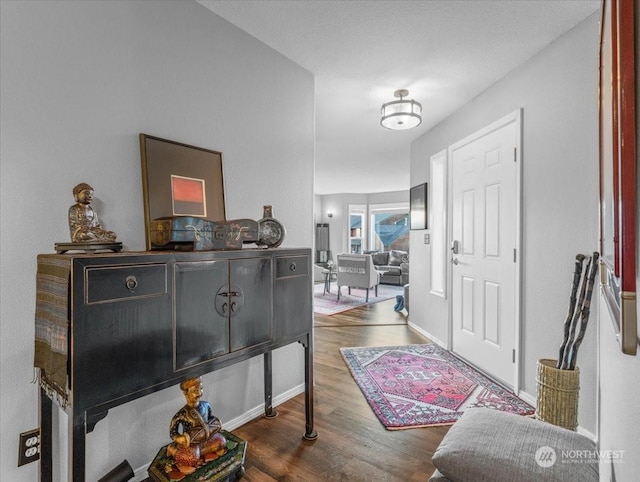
85 263 167 304
276 255 308 279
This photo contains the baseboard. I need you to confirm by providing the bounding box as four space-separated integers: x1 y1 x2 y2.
130 383 306 480
224 383 305 431
132 465 149 481
577 426 597 442
408 321 447 348
515 390 596 442
517 389 536 407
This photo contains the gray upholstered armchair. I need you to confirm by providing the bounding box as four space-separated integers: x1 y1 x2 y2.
336 254 381 302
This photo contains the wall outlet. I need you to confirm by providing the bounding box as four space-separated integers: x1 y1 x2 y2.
18 428 40 466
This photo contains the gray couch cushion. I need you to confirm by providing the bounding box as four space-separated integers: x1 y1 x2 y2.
372 251 389 266
388 250 408 266
431 408 598 482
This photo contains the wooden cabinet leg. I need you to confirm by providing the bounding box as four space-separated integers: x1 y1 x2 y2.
71 413 86 482
303 334 318 441
39 387 53 482
263 352 277 418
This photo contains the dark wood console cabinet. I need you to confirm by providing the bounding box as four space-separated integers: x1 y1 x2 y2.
36 248 316 482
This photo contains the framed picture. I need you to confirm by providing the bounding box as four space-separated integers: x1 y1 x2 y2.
410 183 428 230
598 0 637 355
140 134 226 250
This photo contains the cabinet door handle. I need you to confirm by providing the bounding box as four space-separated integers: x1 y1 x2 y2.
215 285 243 317
218 291 241 298
125 276 138 292
289 263 297 272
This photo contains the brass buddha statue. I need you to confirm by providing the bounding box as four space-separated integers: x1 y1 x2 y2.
68 183 117 243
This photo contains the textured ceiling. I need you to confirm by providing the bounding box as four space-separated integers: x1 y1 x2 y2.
198 0 600 195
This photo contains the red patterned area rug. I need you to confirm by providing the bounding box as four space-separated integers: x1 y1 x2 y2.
340 343 534 430
314 282 404 316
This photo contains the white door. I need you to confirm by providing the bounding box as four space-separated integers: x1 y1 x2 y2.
450 112 520 388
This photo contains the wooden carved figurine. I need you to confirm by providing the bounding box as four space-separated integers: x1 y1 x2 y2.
68 183 117 243
167 377 227 475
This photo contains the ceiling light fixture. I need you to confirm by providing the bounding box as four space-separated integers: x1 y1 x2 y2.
380 89 422 130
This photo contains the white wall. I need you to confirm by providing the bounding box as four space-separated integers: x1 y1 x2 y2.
598 302 640 481
597 11 640 481
0 1 314 480
410 13 600 432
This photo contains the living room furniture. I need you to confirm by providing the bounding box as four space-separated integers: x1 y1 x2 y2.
336 253 380 302
429 408 598 482
313 263 326 283
370 250 409 285
321 264 337 295
34 248 316 482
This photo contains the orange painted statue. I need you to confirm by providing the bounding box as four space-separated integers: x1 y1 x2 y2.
167 377 227 474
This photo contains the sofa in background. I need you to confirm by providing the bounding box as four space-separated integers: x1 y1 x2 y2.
369 250 409 285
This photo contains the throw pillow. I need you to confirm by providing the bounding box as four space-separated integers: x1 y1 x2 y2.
431 408 598 482
372 252 389 266
388 250 407 266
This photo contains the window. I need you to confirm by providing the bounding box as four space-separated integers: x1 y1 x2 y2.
369 203 409 252
349 205 366 253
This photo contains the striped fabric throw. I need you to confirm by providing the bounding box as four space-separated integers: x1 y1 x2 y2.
34 255 71 406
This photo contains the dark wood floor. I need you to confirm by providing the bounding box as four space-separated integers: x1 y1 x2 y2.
314 287 408 328
232 300 449 481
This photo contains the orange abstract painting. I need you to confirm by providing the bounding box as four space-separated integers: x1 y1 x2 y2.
171 175 207 217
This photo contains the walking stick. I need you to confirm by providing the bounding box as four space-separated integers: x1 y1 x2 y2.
559 255 592 370
556 254 586 369
565 252 599 370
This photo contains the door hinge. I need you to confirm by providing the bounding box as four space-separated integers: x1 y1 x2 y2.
513 147 517 162
512 349 516 363
513 248 516 263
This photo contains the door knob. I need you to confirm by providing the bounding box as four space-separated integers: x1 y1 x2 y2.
450 258 459 265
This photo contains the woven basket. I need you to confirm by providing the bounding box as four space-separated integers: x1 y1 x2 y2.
535 358 579 431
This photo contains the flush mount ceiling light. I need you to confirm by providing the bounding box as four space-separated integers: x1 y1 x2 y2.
380 89 422 130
